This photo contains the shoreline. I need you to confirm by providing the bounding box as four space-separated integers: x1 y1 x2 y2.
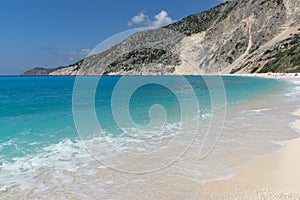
227 72 300 80
199 78 300 199
6 72 300 79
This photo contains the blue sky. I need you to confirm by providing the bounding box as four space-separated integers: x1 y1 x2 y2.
0 0 222 75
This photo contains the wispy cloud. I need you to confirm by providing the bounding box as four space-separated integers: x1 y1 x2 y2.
79 48 91 55
55 48 91 56
63 48 91 62
40 46 92 63
128 10 176 28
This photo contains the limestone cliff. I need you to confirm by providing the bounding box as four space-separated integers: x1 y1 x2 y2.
22 0 300 75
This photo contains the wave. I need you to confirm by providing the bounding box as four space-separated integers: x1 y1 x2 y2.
0 121 188 191
285 81 300 97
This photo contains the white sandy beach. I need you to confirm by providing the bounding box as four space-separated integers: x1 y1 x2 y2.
229 72 300 79
199 75 300 199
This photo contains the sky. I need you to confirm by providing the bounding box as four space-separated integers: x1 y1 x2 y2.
0 0 222 75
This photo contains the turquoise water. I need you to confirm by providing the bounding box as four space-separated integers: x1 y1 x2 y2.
0 76 299 199
0 76 280 160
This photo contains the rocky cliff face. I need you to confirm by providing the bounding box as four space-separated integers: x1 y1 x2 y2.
23 0 300 76
21 67 64 76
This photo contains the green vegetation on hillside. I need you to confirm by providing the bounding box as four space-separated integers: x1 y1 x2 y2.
103 48 180 74
259 33 300 73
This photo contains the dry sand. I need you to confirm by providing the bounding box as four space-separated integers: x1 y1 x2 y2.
199 76 300 200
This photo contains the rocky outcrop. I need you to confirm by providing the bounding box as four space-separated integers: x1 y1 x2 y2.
21 67 64 76
23 0 300 75
165 2 237 36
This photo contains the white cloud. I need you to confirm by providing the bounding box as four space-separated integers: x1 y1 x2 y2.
150 10 175 28
128 10 175 28
128 12 146 26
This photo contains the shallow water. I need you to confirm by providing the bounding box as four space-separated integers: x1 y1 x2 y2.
0 76 299 199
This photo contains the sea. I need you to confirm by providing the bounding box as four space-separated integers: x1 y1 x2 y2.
0 76 300 199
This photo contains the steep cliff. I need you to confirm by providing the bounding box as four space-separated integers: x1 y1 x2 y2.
22 0 300 76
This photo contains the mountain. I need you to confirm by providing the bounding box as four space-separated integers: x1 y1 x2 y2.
21 67 66 76
22 0 300 76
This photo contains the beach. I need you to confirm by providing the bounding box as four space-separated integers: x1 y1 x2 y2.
200 75 300 200
1 75 300 199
